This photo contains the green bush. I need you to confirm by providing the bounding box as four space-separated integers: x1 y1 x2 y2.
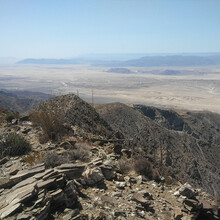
0 133 31 157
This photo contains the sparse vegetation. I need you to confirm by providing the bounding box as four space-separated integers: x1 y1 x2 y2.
41 151 64 168
134 157 159 180
30 110 68 142
67 142 91 162
0 132 31 157
22 151 45 165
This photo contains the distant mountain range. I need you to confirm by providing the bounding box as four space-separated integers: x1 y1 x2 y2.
17 54 220 67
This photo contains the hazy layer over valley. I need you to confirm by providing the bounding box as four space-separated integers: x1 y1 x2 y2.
0 64 220 113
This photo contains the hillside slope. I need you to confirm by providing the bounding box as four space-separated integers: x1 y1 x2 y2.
0 90 53 113
95 103 220 199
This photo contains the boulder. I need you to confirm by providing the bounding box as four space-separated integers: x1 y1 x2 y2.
100 165 115 180
82 167 104 186
177 183 196 199
64 180 77 208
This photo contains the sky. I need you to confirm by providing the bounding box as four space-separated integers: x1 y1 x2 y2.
0 0 220 58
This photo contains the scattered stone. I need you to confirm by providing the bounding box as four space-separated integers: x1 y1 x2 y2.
115 181 126 189
136 175 142 185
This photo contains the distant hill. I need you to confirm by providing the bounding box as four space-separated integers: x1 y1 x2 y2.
17 58 80 65
119 55 220 67
0 90 53 113
17 55 220 67
106 68 133 74
35 94 115 138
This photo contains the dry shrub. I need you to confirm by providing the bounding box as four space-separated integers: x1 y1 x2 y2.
118 157 133 174
68 142 91 162
0 133 31 157
134 157 160 180
41 151 64 168
30 110 67 142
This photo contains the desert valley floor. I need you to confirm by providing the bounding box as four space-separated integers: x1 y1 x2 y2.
0 64 220 113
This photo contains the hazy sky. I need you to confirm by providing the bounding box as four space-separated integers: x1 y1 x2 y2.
0 0 220 58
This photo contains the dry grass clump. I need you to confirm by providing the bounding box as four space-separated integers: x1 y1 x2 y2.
41 151 65 168
30 110 69 143
67 142 91 162
134 157 160 181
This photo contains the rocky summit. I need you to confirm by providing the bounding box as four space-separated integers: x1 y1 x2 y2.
0 94 219 220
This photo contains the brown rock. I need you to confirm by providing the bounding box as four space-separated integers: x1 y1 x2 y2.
174 209 183 220
9 163 20 175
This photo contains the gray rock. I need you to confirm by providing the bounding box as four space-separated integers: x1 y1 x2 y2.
17 213 31 220
0 203 22 219
100 165 115 180
6 183 38 206
178 183 195 199
56 164 85 179
9 163 20 175
82 167 104 186
10 165 45 185
115 181 126 189
12 176 36 190
64 180 77 208
37 178 56 190
34 201 51 220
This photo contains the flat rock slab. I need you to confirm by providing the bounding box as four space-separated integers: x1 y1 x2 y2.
12 176 37 190
132 192 149 205
57 163 85 170
56 165 85 179
10 165 45 184
0 202 22 219
37 178 56 190
6 183 37 205
34 168 54 180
